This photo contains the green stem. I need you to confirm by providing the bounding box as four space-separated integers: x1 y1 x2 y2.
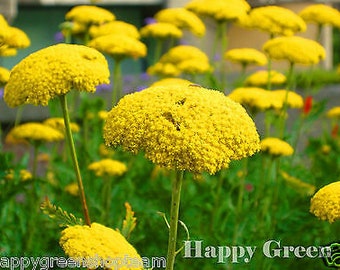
112 59 122 106
59 94 91 226
154 38 163 65
14 106 24 127
165 170 184 270
102 175 113 224
32 142 39 179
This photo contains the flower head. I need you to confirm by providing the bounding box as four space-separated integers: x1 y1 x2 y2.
155 8 205 37
88 159 127 177
224 48 267 66
310 181 340 223
103 84 260 174
65 5 115 26
240 6 306 36
186 0 250 22
4 43 110 107
0 67 10 86
299 4 340 28
9 122 64 143
263 36 326 65
89 21 140 39
244 70 286 87
280 171 316 196
147 45 212 76
64 182 79 196
326 107 340 118
3 26 30 49
43 117 80 133
140 22 183 39
0 14 9 43
88 34 147 61
271 90 304 109
59 222 143 269
260 137 294 156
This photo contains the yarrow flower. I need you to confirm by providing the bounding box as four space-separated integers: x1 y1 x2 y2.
65 5 115 26
89 21 140 39
238 5 306 37
4 43 110 107
8 122 64 143
185 0 250 22
244 70 286 87
140 22 183 39
224 48 267 66
65 182 79 196
150 78 193 87
326 106 340 118
147 45 212 77
310 181 340 223
88 159 127 177
103 84 260 174
154 8 206 37
263 36 326 65
260 137 294 156
59 222 143 269
88 34 147 61
299 4 340 28
0 67 10 86
43 117 80 133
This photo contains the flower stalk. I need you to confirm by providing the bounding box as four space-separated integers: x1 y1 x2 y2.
59 94 91 226
165 170 184 270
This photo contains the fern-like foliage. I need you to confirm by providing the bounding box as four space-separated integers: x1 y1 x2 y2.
40 197 83 227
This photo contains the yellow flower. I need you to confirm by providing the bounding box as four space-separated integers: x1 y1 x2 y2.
88 159 127 177
244 70 286 87
310 181 340 223
140 22 183 39
271 90 304 109
59 222 143 270
147 45 212 77
4 43 109 107
9 122 64 143
224 48 267 66
0 66 10 86
43 117 80 133
65 182 79 196
155 8 205 37
103 84 260 174
263 36 326 65
241 5 306 36
185 0 250 22
98 110 109 120
299 4 340 28
4 26 30 49
228 87 273 111
89 21 140 39
19 169 33 182
88 34 147 61
326 107 340 118
98 143 115 158
280 171 316 196
65 5 115 26
0 47 17 57
0 14 9 43
260 137 294 156
150 78 193 87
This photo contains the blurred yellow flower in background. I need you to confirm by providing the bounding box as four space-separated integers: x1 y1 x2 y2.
89 21 140 39
104 84 260 174
186 0 250 22
224 48 267 66
260 137 294 156
263 36 326 65
65 5 115 26
271 90 304 109
140 22 183 39
280 171 316 196
88 34 147 61
43 117 80 133
59 222 143 269
155 8 206 37
244 70 286 87
0 66 10 86
299 4 340 28
4 43 110 107
88 159 127 177
326 106 340 118
150 78 193 87
65 182 79 196
9 122 64 143
310 181 340 223
239 5 306 37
